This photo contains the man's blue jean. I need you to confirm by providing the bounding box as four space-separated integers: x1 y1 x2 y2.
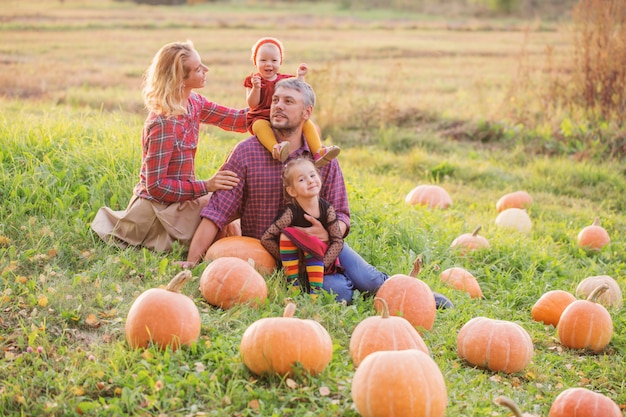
323 242 388 303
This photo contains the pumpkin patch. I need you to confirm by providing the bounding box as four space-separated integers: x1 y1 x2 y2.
548 387 622 417
205 236 276 274
405 184 452 209
557 284 613 353
577 217 610 251
239 302 333 377
374 273 437 332
199 256 267 309
351 349 448 417
531 290 576 326
457 317 534 373
349 297 429 367
125 271 201 351
439 267 483 298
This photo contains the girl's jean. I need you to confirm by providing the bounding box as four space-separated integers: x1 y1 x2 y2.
323 242 388 303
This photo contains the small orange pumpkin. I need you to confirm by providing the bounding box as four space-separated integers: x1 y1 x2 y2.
450 225 490 255
239 302 332 376
199 257 267 310
496 190 533 213
575 275 622 309
557 284 613 353
125 271 200 351
549 387 621 417
351 349 448 417
439 267 483 298
205 236 276 274
375 274 436 332
457 317 534 374
405 184 452 209
530 290 576 326
495 208 532 234
349 298 429 367
577 217 610 251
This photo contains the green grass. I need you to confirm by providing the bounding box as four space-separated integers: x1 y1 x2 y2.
1 98 624 416
1 1 625 416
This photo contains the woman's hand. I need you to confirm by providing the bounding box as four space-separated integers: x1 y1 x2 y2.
205 170 239 192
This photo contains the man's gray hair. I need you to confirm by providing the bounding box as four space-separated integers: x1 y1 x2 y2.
275 78 316 108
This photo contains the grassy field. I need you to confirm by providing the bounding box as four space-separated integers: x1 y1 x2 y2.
1 1 625 416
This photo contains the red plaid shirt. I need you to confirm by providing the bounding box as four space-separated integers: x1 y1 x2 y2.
134 92 248 204
200 137 350 239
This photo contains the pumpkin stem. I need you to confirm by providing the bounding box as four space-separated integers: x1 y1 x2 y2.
409 254 423 277
283 301 297 318
493 396 524 417
165 270 192 293
472 225 482 236
374 297 390 319
592 217 600 226
586 283 609 303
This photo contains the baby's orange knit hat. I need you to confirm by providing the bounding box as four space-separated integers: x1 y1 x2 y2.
251 37 284 66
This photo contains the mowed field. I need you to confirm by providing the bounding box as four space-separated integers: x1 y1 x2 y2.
1 1 625 417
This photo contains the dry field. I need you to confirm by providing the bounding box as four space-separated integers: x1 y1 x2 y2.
1 0 572 132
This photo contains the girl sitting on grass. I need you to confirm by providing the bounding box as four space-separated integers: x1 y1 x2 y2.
261 157 344 295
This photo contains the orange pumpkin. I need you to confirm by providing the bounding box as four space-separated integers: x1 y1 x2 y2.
549 387 621 417
530 290 576 326
199 257 267 309
204 236 276 274
351 349 447 417
125 271 200 351
239 302 332 376
375 274 436 332
496 190 533 213
349 298 429 367
439 267 483 298
457 317 534 374
557 284 613 353
495 208 532 234
450 225 490 255
575 275 622 309
577 217 610 251
405 184 452 209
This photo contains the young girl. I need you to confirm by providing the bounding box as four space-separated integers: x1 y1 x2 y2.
244 37 340 166
261 157 344 294
91 40 246 252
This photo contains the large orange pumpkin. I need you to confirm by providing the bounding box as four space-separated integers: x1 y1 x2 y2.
375 274 436 332
450 225 490 255
199 257 267 309
496 190 533 213
549 387 621 417
205 236 276 274
495 208 532 234
239 302 332 376
457 317 534 374
439 267 483 298
557 284 613 353
530 290 576 326
577 217 610 251
125 271 201 351
351 349 448 417
405 185 452 209
575 275 622 309
349 298 429 367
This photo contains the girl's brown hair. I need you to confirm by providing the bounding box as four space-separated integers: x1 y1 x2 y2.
281 157 318 203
